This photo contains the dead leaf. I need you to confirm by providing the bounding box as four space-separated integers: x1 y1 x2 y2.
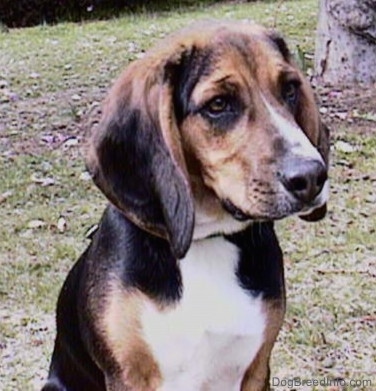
62 137 79 148
319 106 328 114
27 220 46 229
57 216 67 233
30 173 55 186
79 171 92 181
334 111 348 120
0 191 12 204
335 140 357 153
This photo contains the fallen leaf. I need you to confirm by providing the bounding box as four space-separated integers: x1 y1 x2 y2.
319 106 328 114
80 171 92 181
57 216 67 233
334 111 348 120
0 191 12 204
27 219 46 229
62 137 79 148
30 173 55 186
335 140 357 153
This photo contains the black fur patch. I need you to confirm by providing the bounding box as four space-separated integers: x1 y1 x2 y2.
97 109 166 231
94 101 194 258
226 222 284 299
43 254 105 391
93 206 183 303
267 31 291 61
169 45 245 133
167 46 214 124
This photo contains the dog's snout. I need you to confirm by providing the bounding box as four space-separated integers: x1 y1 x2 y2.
279 158 327 203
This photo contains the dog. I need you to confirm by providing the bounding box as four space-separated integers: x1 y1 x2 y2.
42 20 329 391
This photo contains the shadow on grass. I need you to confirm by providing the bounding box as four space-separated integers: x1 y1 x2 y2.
1 0 253 29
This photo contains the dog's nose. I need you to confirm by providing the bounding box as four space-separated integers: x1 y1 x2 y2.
279 158 327 203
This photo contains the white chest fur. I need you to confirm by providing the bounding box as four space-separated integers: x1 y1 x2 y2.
141 237 266 391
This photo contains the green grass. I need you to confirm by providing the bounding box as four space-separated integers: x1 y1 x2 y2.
1 0 375 389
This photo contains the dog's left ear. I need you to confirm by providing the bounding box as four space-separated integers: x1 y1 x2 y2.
295 75 330 222
298 119 329 222
85 55 194 258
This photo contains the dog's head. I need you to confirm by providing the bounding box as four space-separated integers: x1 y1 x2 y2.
86 21 329 258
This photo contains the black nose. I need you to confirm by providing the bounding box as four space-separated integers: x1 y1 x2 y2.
279 158 327 203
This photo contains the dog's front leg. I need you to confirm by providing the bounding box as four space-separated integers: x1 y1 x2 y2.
240 344 271 391
241 299 285 391
104 356 162 391
105 374 159 391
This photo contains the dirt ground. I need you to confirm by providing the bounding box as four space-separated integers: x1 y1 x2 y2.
317 84 376 136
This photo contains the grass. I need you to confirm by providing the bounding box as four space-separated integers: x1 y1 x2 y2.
0 0 375 389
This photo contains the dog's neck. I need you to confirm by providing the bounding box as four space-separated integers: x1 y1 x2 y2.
193 201 251 241
189 174 251 240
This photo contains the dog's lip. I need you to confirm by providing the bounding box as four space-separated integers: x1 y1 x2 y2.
221 199 253 221
221 198 307 222
222 185 329 222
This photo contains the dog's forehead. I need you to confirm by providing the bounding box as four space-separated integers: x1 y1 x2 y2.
150 21 285 66
168 21 270 46
166 23 290 103
205 26 288 80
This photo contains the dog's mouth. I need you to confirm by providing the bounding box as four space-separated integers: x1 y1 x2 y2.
221 194 326 223
221 199 283 222
221 199 253 221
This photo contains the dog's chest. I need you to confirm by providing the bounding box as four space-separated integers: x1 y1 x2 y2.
142 237 266 391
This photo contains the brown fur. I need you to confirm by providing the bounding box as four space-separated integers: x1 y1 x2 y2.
100 281 162 390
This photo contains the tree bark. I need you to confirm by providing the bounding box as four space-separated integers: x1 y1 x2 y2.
315 0 376 85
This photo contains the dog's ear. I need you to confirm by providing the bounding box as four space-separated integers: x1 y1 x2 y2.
85 56 194 259
295 77 330 222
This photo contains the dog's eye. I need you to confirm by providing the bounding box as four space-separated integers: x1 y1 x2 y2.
205 96 230 116
200 94 241 131
282 80 300 107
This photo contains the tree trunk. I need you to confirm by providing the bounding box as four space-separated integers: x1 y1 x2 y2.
315 0 376 85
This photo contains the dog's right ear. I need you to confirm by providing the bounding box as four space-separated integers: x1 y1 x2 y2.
85 57 195 259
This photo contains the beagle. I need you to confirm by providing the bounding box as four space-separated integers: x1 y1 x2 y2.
42 21 329 391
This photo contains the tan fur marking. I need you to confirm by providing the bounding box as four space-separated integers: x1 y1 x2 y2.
241 299 285 391
101 280 162 390
159 83 190 180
